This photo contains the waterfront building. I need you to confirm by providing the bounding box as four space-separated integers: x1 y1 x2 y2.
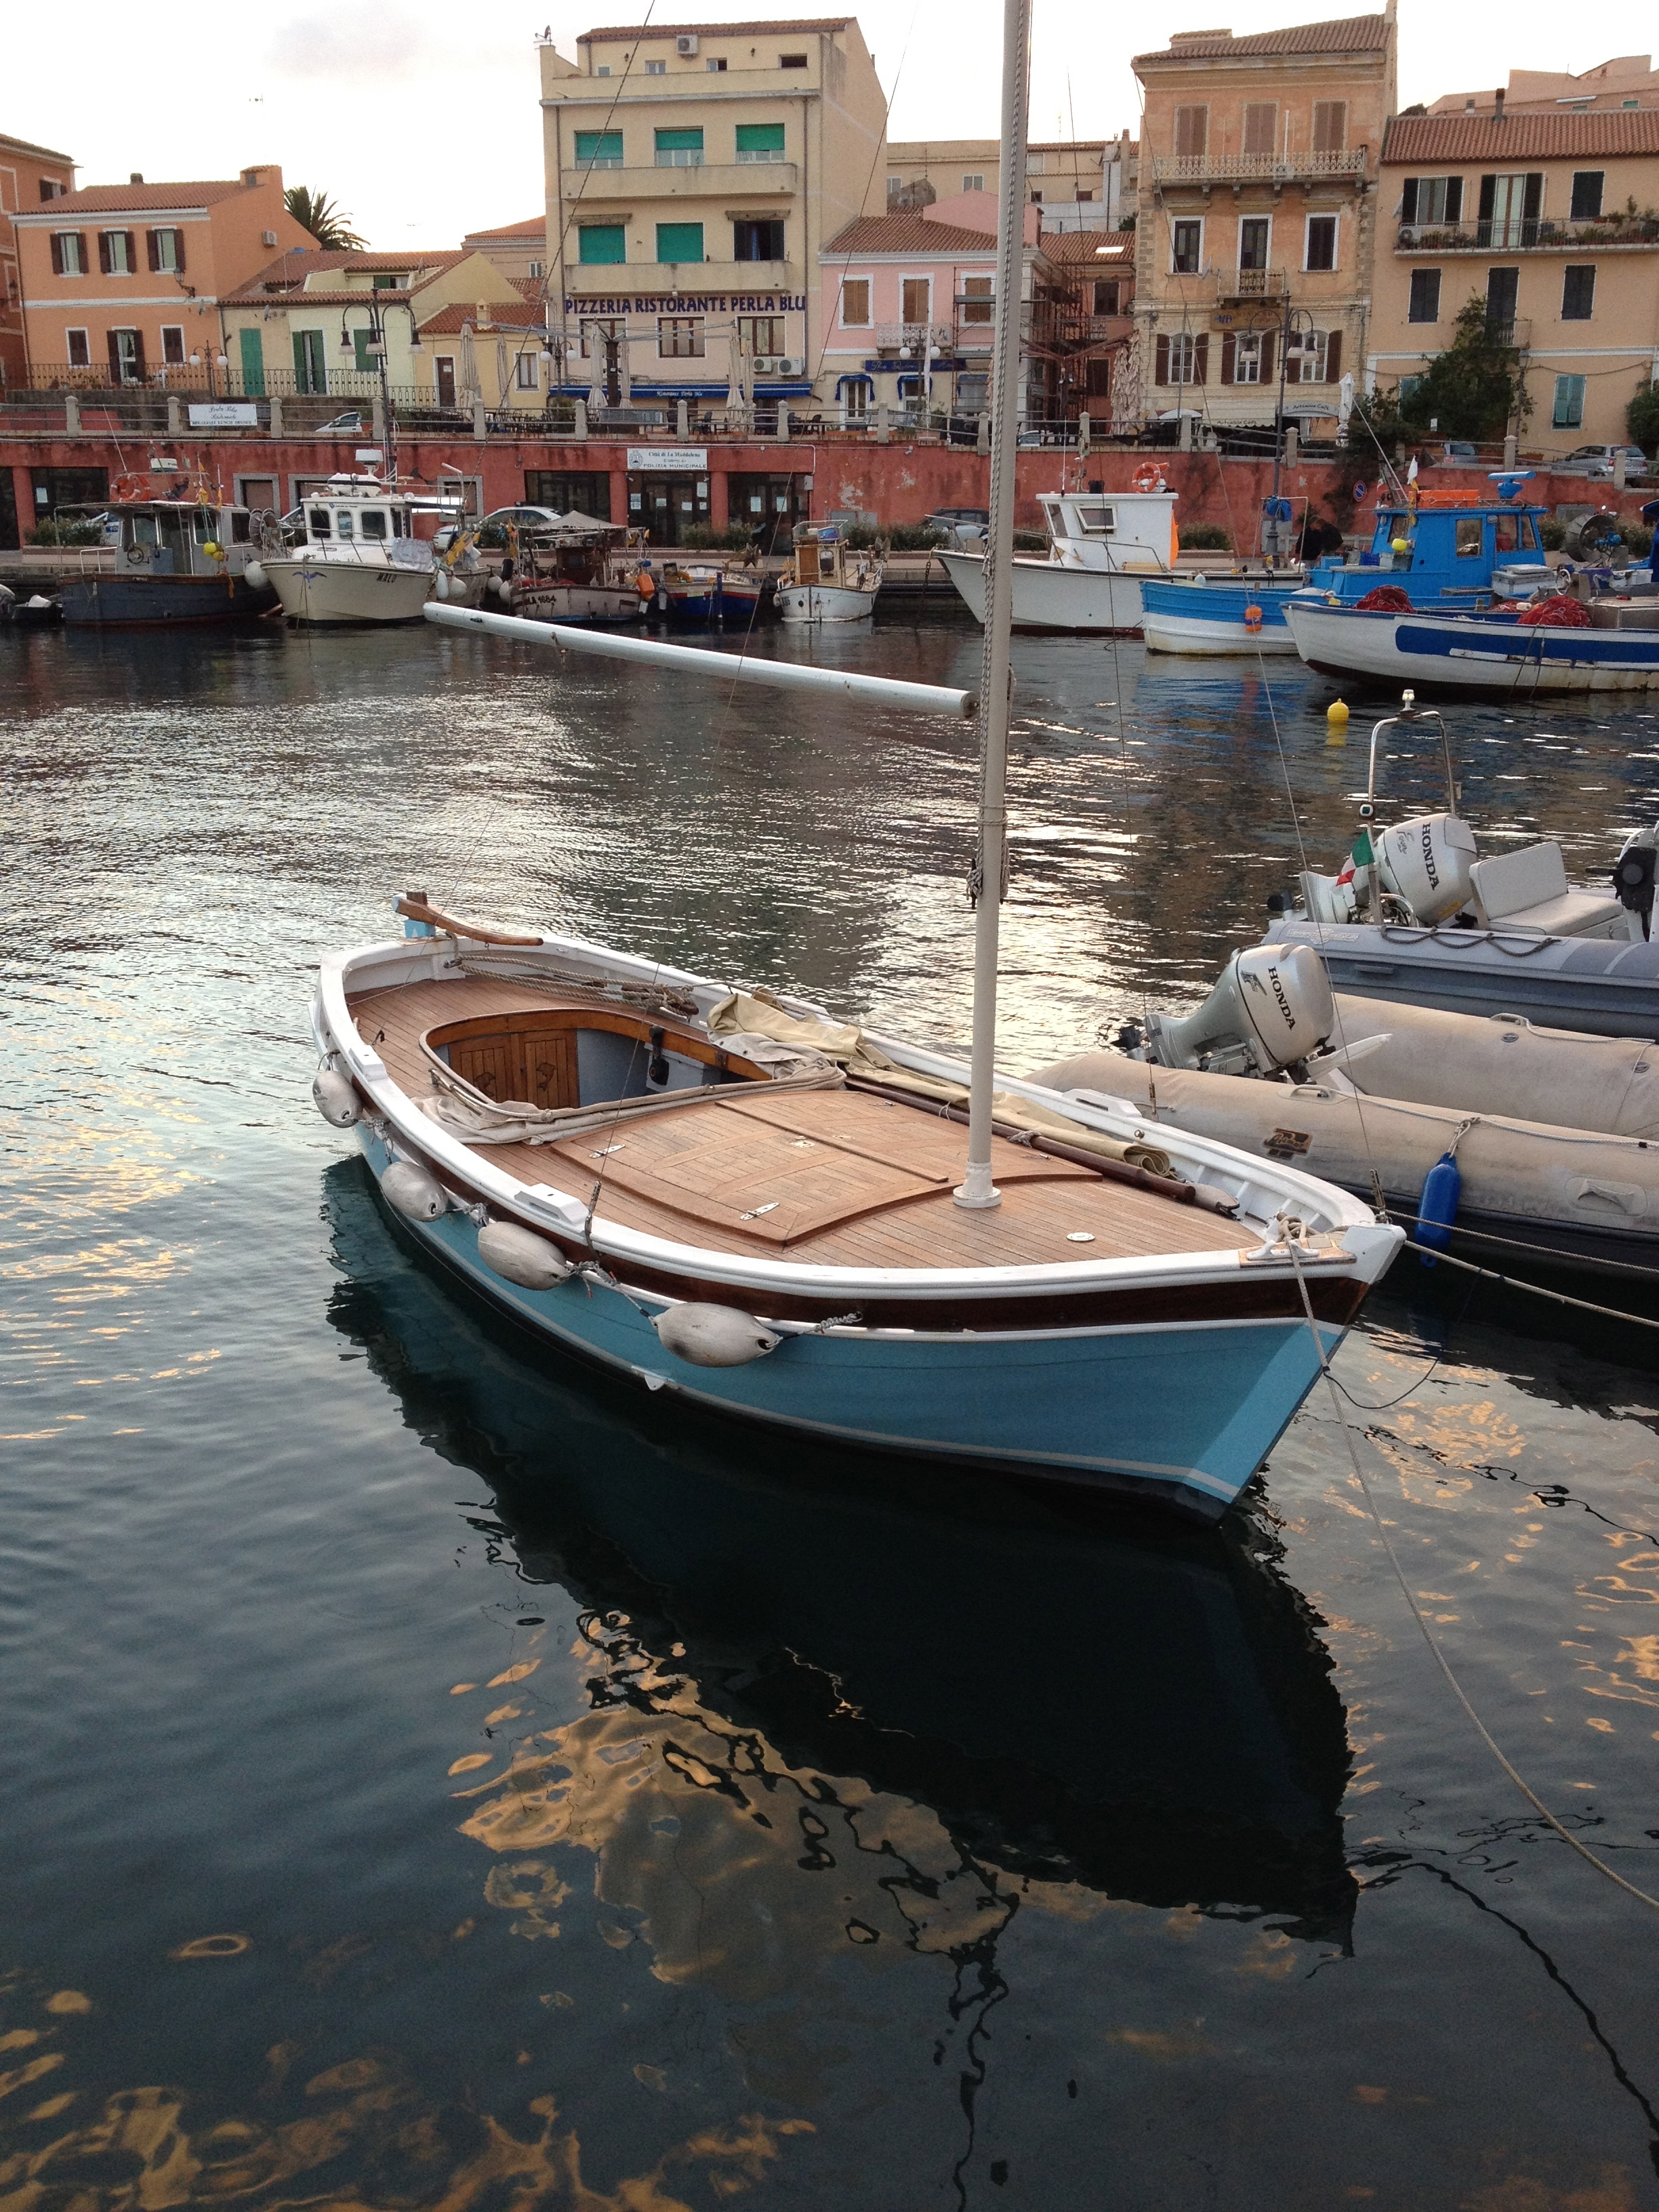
1035 230 1137 430
463 217 550 289
219 250 529 407
1429 57 1659 119
12 166 312 390
1132 12 1395 436
1 131 76 390
1368 108 1659 457
883 136 1138 230
538 17 886 413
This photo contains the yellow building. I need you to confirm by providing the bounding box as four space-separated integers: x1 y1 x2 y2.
1131 11 1396 434
538 16 886 410
1370 108 1659 453
462 217 550 288
882 137 1137 230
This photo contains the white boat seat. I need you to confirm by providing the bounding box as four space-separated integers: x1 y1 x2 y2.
1467 842 1624 937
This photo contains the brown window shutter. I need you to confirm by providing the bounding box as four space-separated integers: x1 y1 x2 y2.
1258 331 1274 383
1155 333 1170 385
106 329 123 380
1324 330 1341 382
173 229 186 274
98 230 112 274
75 232 87 274
131 329 145 380
125 231 136 272
1174 105 1208 159
146 229 160 272
1193 333 1208 385
1243 102 1276 157
50 232 63 275
1312 101 1347 152
1220 330 1235 384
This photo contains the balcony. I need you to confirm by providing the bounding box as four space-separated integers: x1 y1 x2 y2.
1395 216 1659 253
874 321 954 353
1152 148 1368 187
1216 266 1288 302
558 161 798 201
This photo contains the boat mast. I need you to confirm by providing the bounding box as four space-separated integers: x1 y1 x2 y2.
954 0 1031 1212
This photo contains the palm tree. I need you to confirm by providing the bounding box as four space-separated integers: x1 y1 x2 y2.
283 186 366 251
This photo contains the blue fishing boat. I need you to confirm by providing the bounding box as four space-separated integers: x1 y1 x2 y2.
1141 476 1557 655
1284 590 1659 695
56 493 276 626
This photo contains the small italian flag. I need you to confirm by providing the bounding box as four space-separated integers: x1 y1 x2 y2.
1336 829 1374 888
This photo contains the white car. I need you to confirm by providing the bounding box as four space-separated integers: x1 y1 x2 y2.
1557 443 1650 481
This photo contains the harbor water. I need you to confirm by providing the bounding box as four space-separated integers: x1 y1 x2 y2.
3 616 1659 2208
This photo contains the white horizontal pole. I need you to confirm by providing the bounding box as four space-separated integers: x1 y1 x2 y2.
424 602 976 720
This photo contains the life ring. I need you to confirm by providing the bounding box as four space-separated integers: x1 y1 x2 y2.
1133 462 1166 493
111 473 149 504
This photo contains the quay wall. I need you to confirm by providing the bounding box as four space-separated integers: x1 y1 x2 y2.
4 434 1654 547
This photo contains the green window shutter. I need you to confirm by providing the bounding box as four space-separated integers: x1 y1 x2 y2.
577 224 627 265
575 130 623 163
655 127 704 151
238 325 265 397
354 330 375 372
735 123 785 152
655 222 703 263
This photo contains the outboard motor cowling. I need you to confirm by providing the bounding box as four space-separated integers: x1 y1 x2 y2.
1145 943 1336 1077
1376 813 1478 924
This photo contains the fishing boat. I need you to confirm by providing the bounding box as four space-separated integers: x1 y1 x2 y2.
714 565 767 624
1141 478 1557 657
56 492 276 626
937 485 1177 632
1284 587 1659 695
652 560 725 626
308 9 1401 1523
500 514 647 627
251 475 459 626
777 525 882 623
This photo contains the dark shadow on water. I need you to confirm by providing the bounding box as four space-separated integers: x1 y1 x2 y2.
321 1155 1358 1945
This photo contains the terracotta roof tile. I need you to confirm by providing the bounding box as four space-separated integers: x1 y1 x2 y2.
1040 229 1134 264
464 216 548 242
21 178 256 213
1384 108 1659 161
821 213 1000 254
417 303 548 335
222 249 466 302
0 131 75 163
1135 14 1387 65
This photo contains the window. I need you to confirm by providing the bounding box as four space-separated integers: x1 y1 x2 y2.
1486 266 1519 331
1174 104 1207 159
962 173 985 192
1455 516 1483 558
706 56 726 70
578 316 624 357
1570 170 1604 220
736 123 785 161
352 329 376 372
656 221 704 262
515 352 539 389
1561 264 1596 320
1311 101 1347 152
307 508 332 538
1233 333 1263 384
1242 102 1277 157
1155 331 1206 384
1305 214 1338 270
1399 373 1422 401
574 130 623 167
161 325 185 365
147 226 184 274
840 377 871 421
578 223 626 264
50 230 85 275
595 62 611 76
779 52 807 67
901 275 931 325
1292 329 1338 382
1091 278 1120 316
1408 268 1441 322
371 272 398 290
106 328 143 383
1239 216 1270 270
1478 171 1542 247
1171 219 1202 274
733 218 785 260
39 179 65 200
1401 177 1463 226
1086 356 1111 398
655 127 704 167
435 357 456 405
524 471 610 518
886 174 902 199
66 328 89 367
1553 373 1586 428
839 276 871 326
962 274 994 323
527 260 544 279
99 228 134 274
658 316 705 356
292 329 327 392
359 509 388 540
739 314 785 354
644 58 665 73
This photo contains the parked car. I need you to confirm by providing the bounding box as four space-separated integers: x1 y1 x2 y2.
314 411 367 434
925 506 989 549
474 504 567 548
1556 443 1650 481
1433 441 1480 466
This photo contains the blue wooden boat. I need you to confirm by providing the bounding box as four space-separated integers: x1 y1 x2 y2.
1284 594 1659 694
56 496 276 627
1141 476 1557 655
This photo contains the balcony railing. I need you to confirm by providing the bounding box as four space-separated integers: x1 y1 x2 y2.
1216 266 1288 301
1396 216 1659 252
655 148 704 167
1152 147 1368 186
874 322 955 352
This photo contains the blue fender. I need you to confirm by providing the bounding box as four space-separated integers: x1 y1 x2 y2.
1416 1151 1462 1268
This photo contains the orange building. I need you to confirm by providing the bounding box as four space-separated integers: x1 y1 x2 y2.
1 131 76 389
12 165 314 386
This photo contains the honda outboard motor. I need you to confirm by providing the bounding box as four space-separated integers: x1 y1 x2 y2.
1375 812 1479 923
1614 826 1658 941
1145 943 1336 1077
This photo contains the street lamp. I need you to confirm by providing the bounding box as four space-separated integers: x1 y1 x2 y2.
339 299 424 482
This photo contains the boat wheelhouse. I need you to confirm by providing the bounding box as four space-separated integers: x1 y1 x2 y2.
938 488 1177 632
253 475 460 626
57 497 276 626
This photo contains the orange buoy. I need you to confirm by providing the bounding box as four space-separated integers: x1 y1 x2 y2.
1244 602 1264 631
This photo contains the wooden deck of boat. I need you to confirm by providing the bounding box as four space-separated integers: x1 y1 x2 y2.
348 972 1256 1269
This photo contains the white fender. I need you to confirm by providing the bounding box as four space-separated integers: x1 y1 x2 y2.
432 571 449 600
244 559 267 591
652 1303 781 1367
382 1160 448 1223
477 1218 573 1290
312 1067 361 1127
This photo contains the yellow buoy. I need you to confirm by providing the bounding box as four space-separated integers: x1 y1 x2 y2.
1326 698 1349 743
1390 536 1410 556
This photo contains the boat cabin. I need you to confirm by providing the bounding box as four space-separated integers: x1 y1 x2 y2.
279 476 462 555
1038 491 1178 572
96 499 262 578
1309 495 1554 602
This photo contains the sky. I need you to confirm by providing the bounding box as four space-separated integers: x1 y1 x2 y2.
9 1 1643 247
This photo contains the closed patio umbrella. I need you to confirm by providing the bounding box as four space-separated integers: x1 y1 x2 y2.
457 325 480 405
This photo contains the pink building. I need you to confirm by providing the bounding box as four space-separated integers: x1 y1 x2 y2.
817 196 1046 424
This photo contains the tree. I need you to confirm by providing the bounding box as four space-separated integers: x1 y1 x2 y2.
283 186 365 251
1628 375 1659 456
1396 294 1531 441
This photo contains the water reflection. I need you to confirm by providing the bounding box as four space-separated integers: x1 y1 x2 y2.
321 1158 1357 1948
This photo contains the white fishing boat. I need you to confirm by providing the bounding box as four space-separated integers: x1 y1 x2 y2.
308 5 1401 1523
499 513 647 626
777 525 882 623
938 485 1178 632
251 476 459 626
